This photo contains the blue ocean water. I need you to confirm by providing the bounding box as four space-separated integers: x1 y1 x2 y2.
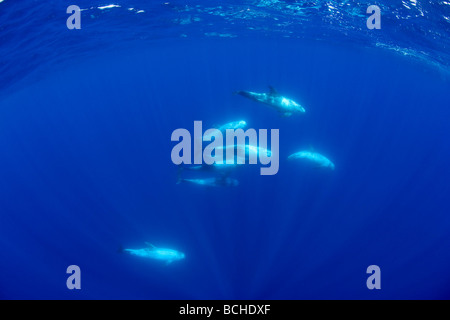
0 1 449 299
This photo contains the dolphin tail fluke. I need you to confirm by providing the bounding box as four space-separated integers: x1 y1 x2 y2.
118 245 124 254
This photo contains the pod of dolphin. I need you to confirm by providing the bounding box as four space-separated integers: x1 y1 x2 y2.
177 85 335 187
121 86 335 265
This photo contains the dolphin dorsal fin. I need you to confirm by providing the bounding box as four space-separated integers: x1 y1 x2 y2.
145 242 156 249
268 86 279 96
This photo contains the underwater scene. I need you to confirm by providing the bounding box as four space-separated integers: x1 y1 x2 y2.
0 1 449 300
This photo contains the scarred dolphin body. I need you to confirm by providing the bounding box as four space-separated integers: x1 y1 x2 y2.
288 150 335 170
216 144 272 164
120 243 185 265
235 86 305 117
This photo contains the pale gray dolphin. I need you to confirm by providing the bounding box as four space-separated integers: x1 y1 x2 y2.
235 86 305 117
120 242 185 265
288 150 335 170
216 144 272 163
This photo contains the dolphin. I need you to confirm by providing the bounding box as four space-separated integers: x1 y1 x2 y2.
204 120 247 140
288 150 335 170
196 120 248 160
235 86 305 117
185 143 270 170
180 161 239 172
217 120 247 131
120 242 185 265
217 144 271 159
213 144 272 165
177 175 239 187
243 144 272 158
186 142 269 170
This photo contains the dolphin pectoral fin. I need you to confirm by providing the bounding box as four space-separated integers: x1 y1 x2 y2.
280 112 292 118
166 260 173 266
145 242 156 249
